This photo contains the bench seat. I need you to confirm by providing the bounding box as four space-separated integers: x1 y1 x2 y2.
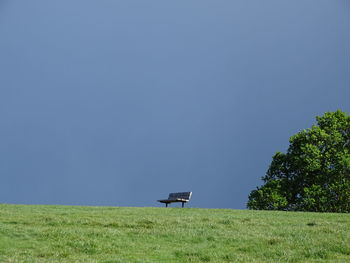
158 198 189 203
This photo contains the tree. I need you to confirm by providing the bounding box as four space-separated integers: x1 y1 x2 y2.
247 110 350 212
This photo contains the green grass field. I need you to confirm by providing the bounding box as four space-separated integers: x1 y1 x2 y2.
0 204 349 263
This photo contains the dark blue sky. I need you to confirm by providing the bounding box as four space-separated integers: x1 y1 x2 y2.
0 1 349 209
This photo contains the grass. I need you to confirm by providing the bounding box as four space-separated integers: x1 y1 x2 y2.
0 204 349 262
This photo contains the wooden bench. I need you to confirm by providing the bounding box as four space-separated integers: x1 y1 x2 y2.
157 192 192 207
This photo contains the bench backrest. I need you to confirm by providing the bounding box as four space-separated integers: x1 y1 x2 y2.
168 192 192 200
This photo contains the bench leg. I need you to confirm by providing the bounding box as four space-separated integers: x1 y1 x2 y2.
182 202 184 208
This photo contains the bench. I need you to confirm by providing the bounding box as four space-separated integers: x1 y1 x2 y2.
157 192 192 207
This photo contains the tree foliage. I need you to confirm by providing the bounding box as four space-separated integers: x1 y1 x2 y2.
247 110 350 212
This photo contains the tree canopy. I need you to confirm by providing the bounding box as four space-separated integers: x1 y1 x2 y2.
247 110 350 212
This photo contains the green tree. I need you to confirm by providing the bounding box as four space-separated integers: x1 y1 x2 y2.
247 110 350 212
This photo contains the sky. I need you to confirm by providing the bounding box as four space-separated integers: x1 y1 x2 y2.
0 0 349 209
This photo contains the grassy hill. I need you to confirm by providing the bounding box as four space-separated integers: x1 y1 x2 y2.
0 204 349 262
